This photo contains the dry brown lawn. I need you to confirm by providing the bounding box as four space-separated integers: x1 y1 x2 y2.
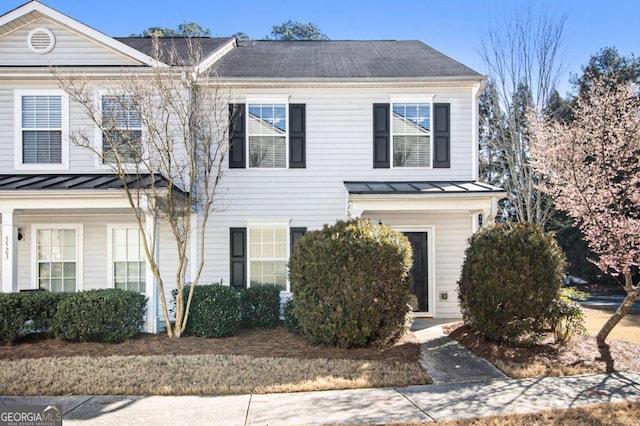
380 399 640 425
0 327 431 396
583 307 640 344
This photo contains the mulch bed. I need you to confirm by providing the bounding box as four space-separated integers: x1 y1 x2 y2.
0 327 422 364
445 322 640 375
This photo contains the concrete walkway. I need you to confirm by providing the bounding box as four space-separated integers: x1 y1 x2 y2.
1 373 640 425
411 317 509 383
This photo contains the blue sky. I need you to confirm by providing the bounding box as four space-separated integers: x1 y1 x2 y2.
5 0 639 95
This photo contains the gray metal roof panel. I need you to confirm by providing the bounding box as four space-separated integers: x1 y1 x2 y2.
0 174 169 191
215 40 482 79
344 181 505 195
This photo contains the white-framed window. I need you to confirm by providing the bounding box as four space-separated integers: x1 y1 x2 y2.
31 224 83 292
108 225 146 294
392 102 431 167
248 103 287 168
100 95 142 165
14 90 69 170
248 225 289 291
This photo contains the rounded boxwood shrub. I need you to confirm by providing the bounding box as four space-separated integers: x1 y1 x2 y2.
0 291 70 344
289 218 412 348
240 286 280 329
52 289 146 343
457 222 566 344
183 284 239 338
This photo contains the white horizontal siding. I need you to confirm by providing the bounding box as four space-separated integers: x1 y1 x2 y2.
0 19 139 66
365 211 473 318
201 86 479 302
15 213 178 294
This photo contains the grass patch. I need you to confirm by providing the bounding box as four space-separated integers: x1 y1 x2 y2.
381 399 640 425
0 353 430 396
582 307 640 344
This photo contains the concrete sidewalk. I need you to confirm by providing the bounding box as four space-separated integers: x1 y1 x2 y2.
1 373 639 425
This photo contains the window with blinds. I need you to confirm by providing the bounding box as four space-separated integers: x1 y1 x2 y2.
248 104 286 168
112 228 146 294
392 103 431 167
21 95 62 164
102 95 142 164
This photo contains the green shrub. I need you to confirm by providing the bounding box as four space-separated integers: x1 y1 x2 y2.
183 284 239 338
550 287 588 344
52 289 146 343
457 222 566 344
240 286 280 329
283 299 302 335
0 291 69 344
289 218 412 348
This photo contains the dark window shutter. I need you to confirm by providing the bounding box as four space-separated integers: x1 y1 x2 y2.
433 103 450 168
289 104 306 168
230 228 247 289
373 103 390 168
229 104 246 169
290 227 307 255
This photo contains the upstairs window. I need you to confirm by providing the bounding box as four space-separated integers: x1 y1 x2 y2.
248 104 286 168
392 103 431 167
21 95 62 164
101 95 142 164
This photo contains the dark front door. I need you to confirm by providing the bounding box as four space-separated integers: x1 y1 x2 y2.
405 232 428 311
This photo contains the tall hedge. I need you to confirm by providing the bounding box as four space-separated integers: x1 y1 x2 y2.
289 219 412 348
52 289 146 343
457 222 566 344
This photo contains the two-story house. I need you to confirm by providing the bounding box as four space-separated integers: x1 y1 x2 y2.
0 1 504 333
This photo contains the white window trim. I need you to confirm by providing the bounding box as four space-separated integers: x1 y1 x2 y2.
94 92 145 170
389 94 435 170
14 89 69 171
246 219 291 293
106 224 146 293
30 223 83 291
246 95 290 170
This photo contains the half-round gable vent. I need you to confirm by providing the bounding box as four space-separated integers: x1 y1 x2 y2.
27 28 56 54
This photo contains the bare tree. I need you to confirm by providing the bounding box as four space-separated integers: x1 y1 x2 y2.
530 78 640 358
54 38 231 338
480 4 566 226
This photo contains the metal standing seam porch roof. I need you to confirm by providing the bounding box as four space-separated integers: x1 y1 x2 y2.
344 181 505 195
0 174 171 191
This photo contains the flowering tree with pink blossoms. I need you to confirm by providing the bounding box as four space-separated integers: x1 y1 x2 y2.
529 78 640 348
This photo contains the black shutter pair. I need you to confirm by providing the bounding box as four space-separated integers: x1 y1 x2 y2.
229 104 306 169
229 227 307 290
373 103 450 168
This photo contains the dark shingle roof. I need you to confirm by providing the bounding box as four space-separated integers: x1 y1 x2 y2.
344 181 504 195
0 174 169 190
116 37 234 66
214 40 481 79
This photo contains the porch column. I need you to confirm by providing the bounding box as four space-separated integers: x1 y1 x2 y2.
1 209 18 293
144 210 159 333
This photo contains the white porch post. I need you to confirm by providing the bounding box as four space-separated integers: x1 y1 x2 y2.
144 210 159 333
1 210 18 293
